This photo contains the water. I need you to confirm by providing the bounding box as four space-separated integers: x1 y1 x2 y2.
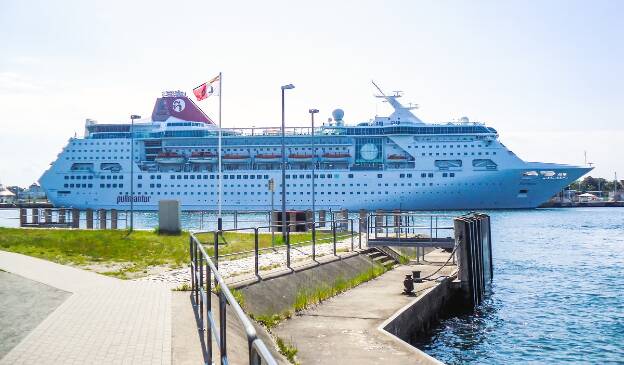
414 208 624 364
2 207 623 363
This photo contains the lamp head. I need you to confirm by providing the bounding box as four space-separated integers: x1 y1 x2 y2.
281 84 295 90
309 108 319 114
130 114 141 120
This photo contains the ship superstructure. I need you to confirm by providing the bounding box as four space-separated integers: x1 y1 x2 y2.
39 88 592 210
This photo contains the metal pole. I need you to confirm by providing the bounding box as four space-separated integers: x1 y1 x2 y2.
130 117 134 231
309 109 318 221
218 72 223 220
281 88 287 253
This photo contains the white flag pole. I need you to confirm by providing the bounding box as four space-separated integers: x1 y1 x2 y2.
217 72 223 230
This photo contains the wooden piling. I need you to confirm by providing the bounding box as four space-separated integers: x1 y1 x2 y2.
86 209 93 229
111 209 118 229
59 208 66 224
19 208 27 227
71 209 80 228
99 209 107 229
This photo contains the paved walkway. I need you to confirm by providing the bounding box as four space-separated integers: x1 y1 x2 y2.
273 249 455 365
0 251 171 365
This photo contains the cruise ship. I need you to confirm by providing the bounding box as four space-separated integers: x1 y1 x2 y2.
39 87 592 211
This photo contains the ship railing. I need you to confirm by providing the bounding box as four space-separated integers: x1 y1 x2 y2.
190 232 277 365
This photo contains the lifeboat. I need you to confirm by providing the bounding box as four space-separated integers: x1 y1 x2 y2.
322 152 350 161
288 154 315 162
189 151 217 163
222 154 251 163
155 151 185 164
254 153 282 162
387 154 408 161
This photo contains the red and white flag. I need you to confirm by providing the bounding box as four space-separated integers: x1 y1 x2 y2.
193 74 220 101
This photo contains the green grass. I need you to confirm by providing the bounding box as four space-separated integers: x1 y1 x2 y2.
195 230 347 257
0 227 188 278
293 265 387 311
0 227 354 279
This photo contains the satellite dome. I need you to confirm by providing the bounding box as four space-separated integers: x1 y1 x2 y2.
332 109 344 121
460 116 469 123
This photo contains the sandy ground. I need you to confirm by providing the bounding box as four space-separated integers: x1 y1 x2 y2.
0 271 70 359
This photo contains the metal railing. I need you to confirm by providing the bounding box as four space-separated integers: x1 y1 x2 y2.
190 232 277 365
201 218 361 276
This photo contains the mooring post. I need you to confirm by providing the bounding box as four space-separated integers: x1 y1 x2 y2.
71 208 80 228
111 209 118 229
19 208 27 227
59 208 66 224
99 209 107 229
32 208 39 225
86 209 93 229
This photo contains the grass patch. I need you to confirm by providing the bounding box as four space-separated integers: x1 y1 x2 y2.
250 312 292 329
173 283 191 291
0 227 188 278
195 230 342 258
276 337 299 364
293 264 387 311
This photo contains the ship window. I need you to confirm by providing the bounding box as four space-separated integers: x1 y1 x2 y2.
106 184 111 188
137 183 142 188
171 175 175 179
100 184 104 188
450 173 455 177
190 175 195 180
428 173 434 178
407 173 412 178
184 175 188 179
348 174 353 178
119 183 123 188
473 159 498 170
421 173 426 178
442 173 448 177
400 174 405 178
157 175 162 180
138 175 142 179
203 175 209 179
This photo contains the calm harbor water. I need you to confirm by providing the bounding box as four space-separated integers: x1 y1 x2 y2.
1 207 622 363
415 208 624 364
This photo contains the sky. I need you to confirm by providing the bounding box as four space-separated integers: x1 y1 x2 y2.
1 0 622 187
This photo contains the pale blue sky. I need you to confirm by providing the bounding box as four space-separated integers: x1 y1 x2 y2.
1 0 622 186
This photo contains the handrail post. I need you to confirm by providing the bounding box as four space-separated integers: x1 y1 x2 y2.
189 236 195 293
194 239 199 305
350 219 354 251
219 291 227 362
206 253 212 364
332 219 337 256
312 220 316 261
254 228 259 276
286 223 291 269
199 253 204 331
214 231 219 271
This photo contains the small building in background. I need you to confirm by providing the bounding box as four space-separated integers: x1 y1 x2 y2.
18 183 47 201
578 193 600 203
0 184 17 204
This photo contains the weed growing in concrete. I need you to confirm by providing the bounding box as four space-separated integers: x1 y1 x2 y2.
212 284 246 307
172 283 191 291
292 264 387 311
276 336 299 365
250 312 292 329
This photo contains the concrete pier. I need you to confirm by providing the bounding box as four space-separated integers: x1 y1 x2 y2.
273 249 456 365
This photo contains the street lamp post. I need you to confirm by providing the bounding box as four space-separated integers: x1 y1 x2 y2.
308 109 319 221
281 84 295 267
129 114 141 232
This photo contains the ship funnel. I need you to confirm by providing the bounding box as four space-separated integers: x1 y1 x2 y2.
151 91 214 124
